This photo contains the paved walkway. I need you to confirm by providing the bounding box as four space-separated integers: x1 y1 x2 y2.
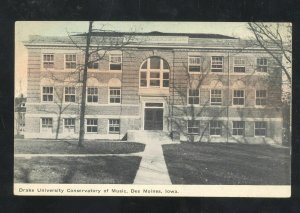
133 132 173 185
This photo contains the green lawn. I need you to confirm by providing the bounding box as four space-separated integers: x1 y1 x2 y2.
163 142 290 185
14 156 141 184
14 139 145 154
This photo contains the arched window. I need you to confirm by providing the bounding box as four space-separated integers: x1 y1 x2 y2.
140 57 170 88
232 80 246 106
86 77 100 103
210 80 223 106
108 78 121 104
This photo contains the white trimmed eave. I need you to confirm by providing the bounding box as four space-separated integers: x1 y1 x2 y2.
23 42 282 52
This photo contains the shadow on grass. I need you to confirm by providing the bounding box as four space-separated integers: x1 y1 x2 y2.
15 156 142 184
162 142 291 185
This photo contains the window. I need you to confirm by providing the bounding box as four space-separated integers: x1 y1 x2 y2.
233 90 244 106
109 119 120 134
86 119 98 133
210 89 222 105
210 120 222 136
41 118 52 132
256 90 267 106
109 87 121 104
64 118 75 133
163 72 169 87
87 87 98 103
188 89 200 105
255 122 266 136
139 57 170 88
140 71 147 87
65 54 76 69
211 56 223 72
257 58 268 72
109 54 122 71
42 87 53 102
64 87 76 102
43 54 54 69
232 121 244 136
234 57 245 73
88 54 99 69
188 56 201 72
150 72 160 87
187 120 200 134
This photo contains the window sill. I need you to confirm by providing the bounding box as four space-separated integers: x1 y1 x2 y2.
108 103 121 106
187 104 201 107
255 72 268 74
86 103 100 105
63 102 77 104
231 72 246 75
210 104 224 107
109 70 122 72
42 68 55 72
231 105 245 108
210 71 224 73
41 101 54 103
188 72 202 74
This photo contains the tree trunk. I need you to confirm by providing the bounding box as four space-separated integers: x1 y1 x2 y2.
78 21 93 147
55 112 61 140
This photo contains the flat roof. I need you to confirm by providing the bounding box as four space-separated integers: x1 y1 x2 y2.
75 31 236 39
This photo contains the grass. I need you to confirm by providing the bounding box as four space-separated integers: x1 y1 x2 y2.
14 139 145 154
14 156 141 184
162 142 290 185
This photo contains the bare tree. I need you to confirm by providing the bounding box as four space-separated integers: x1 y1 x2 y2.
39 74 78 140
168 56 228 142
247 23 292 102
247 23 292 145
65 22 140 147
78 21 93 147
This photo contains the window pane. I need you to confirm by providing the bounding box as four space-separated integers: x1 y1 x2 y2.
163 72 169 79
150 72 160 78
163 60 169 69
141 61 147 69
110 55 121 63
150 80 160 86
234 67 245 73
150 57 160 69
189 66 201 72
163 80 169 87
140 80 147 87
110 64 121 70
141 72 146 78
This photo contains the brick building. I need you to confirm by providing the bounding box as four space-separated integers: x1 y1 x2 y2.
24 32 283 144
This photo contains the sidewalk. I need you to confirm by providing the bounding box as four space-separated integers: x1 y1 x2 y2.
133 132 172 185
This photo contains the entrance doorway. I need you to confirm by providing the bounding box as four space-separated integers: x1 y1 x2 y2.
143 103 164 130
144 108 163 130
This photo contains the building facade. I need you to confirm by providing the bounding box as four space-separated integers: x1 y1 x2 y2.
24 32 283 144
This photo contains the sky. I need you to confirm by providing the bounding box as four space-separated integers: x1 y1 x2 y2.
14 21 290 97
